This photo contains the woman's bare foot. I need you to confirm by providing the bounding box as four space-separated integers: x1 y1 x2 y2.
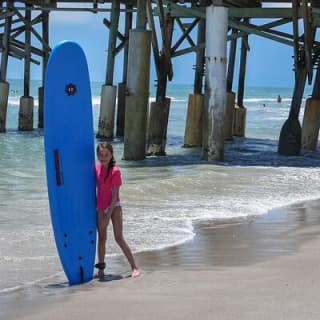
131 268 140 278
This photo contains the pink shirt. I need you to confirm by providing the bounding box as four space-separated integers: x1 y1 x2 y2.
95 163 122 210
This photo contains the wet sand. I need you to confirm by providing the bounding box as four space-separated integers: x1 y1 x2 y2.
2 199 320 320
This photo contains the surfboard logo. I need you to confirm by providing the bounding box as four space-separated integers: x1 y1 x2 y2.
65 83 77 96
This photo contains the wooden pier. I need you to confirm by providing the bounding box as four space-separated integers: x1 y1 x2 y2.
1 1 320 160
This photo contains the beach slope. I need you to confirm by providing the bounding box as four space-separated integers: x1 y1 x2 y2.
4 200 320 320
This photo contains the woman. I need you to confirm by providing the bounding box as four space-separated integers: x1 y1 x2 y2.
95 142 140 279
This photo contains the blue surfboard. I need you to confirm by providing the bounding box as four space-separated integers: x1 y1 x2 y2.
44 41 96 285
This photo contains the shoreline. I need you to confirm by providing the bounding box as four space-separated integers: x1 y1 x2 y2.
135 198 320 270
2 198 320 319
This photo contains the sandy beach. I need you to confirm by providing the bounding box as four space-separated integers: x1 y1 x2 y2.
2 199 320 320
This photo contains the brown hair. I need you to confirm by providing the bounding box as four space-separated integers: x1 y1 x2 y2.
96 142 116 178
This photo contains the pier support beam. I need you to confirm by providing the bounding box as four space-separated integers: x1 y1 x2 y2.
38 87 44 128
225 92 235 140
19 5 33 131
234 22 248 137
146 2 173 156
193 17 205 96
278 23 316 156
278 67 307 155
184 93 204 147
201 89 210 159
97 0 120 139
225 28 237 140
38 11 49 129
123 30 151 160
203 5 228 161
301 64 320 151
146 82 171 156
116 82 126 137
233 105 246 137
184 13 205 147
97 85 117 138
301 99 320 150
116 4 132 137
147 97 171 155
0 1 13 132
19 96 34 131
0 82 9 132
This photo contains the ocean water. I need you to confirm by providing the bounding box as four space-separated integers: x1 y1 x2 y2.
0 79 320 293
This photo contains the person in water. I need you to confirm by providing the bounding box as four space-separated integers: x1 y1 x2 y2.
277 95 282 103
95 142 140 279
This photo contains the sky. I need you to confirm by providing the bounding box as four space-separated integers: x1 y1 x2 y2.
5 3 318 89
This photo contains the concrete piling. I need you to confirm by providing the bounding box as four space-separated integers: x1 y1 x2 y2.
301 98 320 150
0 81 9 132
116 82 126 137
123 30 151 160
98 0 120 139
97 85 117 139
205 5 228 161
225 92 235 140
201 87 210 160
39 10 49 129
19 6 33 131
18 96 34 131
38 87 44 128
183 93 204 147
233 105 246 137
147 97 171 155
115 4 132 137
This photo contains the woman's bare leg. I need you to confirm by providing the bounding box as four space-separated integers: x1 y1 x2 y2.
111 207 140 278
97 210 110 278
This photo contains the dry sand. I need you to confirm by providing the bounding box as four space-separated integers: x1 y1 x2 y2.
2 199 320 320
